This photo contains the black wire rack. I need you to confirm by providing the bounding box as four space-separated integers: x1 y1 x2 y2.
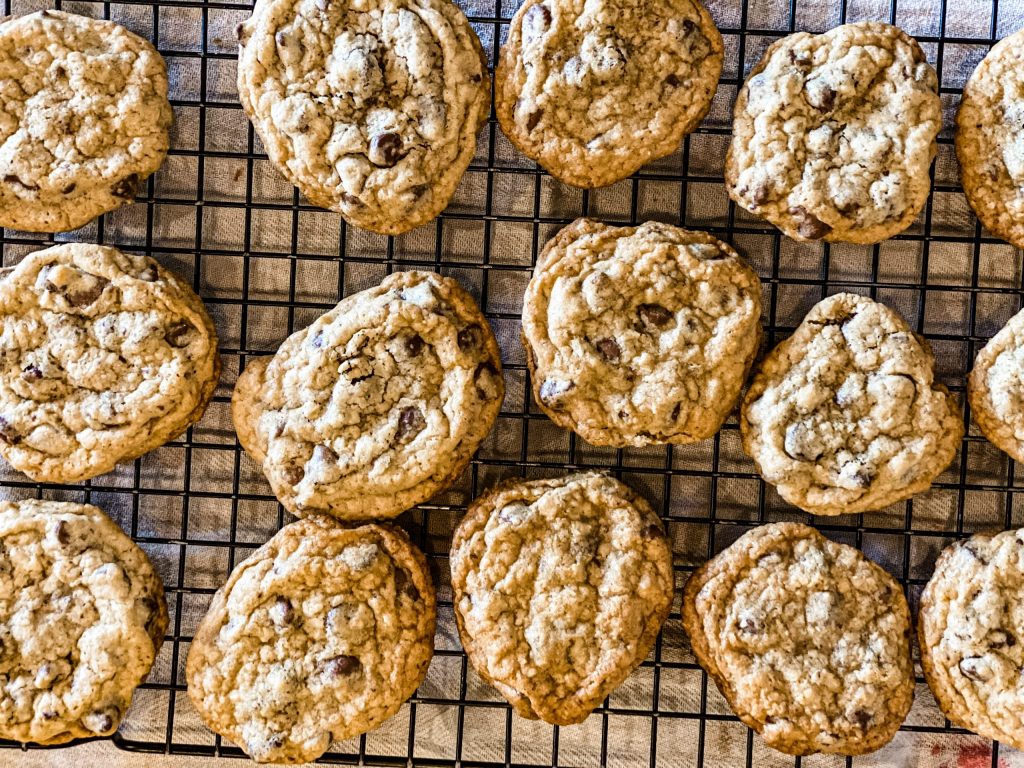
2 0 1023 764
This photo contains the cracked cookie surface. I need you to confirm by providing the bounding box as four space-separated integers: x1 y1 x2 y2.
726 22 940 244
683 522 914 756
0 243 220 483
522 219 762 447
495 0 722 188
231 270 503 520
968 306 1024 463
0 10 172 233
186 518 435 764
0 499 167 745
450 472 673 725
919 529 1024 751
956 29 1024 248
740 293 961 515
236 0 489 235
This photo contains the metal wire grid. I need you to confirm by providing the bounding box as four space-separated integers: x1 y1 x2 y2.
0 0 1023 764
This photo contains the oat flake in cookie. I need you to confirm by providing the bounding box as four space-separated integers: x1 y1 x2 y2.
683 522 914 756
0 11 172 233
522 219 762 447
450 472 673 725
186 518 435 764
919 529 1024 750
726 22 940 244
0 243 220 483
741 293 961 516
236 0 489 235
956 29 1024 248
968 306 1024 463
0 499 168 745
495 0 723 188
232 270 503 520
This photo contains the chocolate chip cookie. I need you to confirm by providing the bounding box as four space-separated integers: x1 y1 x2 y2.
956 29 1024 248
0 499 167 745
236 0 489 235
726 22 940 244
968 306 1024 463
683 522 914 756
0 243 220 483
232 270 503 520
186 517 435 764
495 0 723 188
0 10 172 233
522 219 762 447
450 472 673 725
740 293 962 516
919 529 1024 751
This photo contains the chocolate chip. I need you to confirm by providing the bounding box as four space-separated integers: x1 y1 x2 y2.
788 206 832 240
670 402 682 421
49 274 110 307
638 303 673 328
165 320 194 348
959 656 990 681
53 521 69 545
270 597 295 626
235 21 249 44
594 337 621 363
267 736 285 750
396 406 426 441
3 174 39 191
312 444 337 464
990 630 1016 649
538 379 574 405
405 334 425 357
525 110 543 132
274 30 287 47
852 709 872 730
61 182 76 194
84 709 116 734
283 465 304 486
681 19 696 35
323 655 361 677
340 192 363 207
42 711 58 720
666 73 681 87
474 361 500 400
784 422 822 461
458 324 482 352
0 417 20 445
805 80 836 112
522 3 551 43
788 49 811 67
368 132 406 167
738 617 760 633
409 183 431 199
111 173 141 200
137 265 158 281
748 181 771 206
21 365 42 381
394 567 421 601
852 469 874 488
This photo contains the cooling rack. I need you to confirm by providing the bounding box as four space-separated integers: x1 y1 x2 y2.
2 0 1024 764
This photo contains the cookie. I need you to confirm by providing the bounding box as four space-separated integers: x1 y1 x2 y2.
236 0 489 235
231 270 503 520
726 22 940 244
919 529 1024 750
0 243 220 483
0 10 173 233
956 29 1024 248
968 307 1024 463
740 292 962 515
682 522 914 756
186 517 435 764
495 0 722 188
0 499 167 745
450 472 673 724
522 219 762 447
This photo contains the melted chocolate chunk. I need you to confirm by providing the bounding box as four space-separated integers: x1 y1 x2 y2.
165 320 195 348
369 132 406 167
638 303 673 328
394 567 421 602
396 406 426 441
458 324 482 352
111 173 141 200
594 337 621 362
789 206 832 240
323 654 361 677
